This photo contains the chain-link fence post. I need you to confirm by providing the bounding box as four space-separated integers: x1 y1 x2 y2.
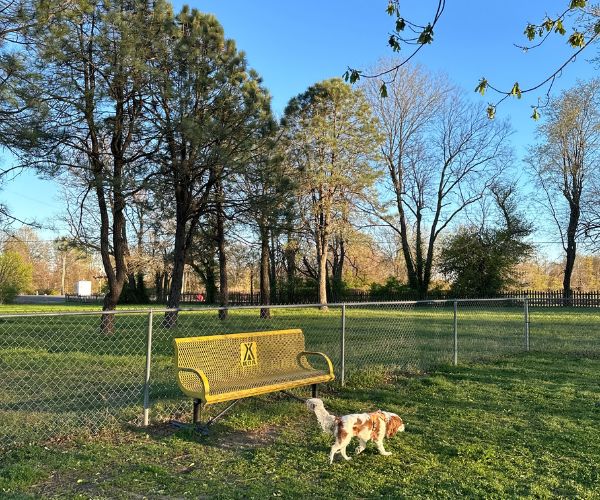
453 301 458 366
524 297 530 352
143 309 154 426
340 303 346 387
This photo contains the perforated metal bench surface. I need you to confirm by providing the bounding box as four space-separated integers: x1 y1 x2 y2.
174 329 335 405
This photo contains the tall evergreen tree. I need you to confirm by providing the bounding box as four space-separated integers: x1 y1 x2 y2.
282 78 382 308
239 122 292 316
146 7 272 324
13 0 164 332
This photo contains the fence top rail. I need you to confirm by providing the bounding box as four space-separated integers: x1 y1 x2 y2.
341 298 521 307
0 308 176 319
0 297 524 318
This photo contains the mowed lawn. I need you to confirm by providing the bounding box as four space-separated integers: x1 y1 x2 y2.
0 352 598 498
1 304 599 498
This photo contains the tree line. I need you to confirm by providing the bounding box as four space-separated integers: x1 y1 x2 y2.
0 1 599 328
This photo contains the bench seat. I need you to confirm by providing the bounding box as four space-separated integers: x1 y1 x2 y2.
174 329 335 406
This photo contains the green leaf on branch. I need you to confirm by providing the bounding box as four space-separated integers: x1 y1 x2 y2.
475 78 488 96
380 82 388 98
386 1 396 15
510 82 522 99
555 19 566 35
395 18 406 32
569 0 586 8
417 24 434 44
568 31 585 47
524 24 536 40
531 107 540 120
388 34 401 52
542 18 555 32
343 69 362 84
487 105 496 120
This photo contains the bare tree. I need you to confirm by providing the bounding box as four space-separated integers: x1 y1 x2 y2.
528 79 600 301
364 63 512 298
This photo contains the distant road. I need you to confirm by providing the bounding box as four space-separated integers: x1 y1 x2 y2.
15 295 66 304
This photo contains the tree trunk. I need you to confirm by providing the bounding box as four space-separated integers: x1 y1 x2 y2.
390 163 419 291
61 253 66 296
216 183 228 320
125 272 136 302
331 237 345 302
165 214 187 327
563 204 580 306
95 168 128 334
284 233 297 304
101 289 121 336
162 273 170 302
259 223 271 318
204 261 217 304
317 244 328 310
154 271 163 303
269 230 277 305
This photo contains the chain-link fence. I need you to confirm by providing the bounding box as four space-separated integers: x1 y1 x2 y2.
1 298 598 447
528 298 600 356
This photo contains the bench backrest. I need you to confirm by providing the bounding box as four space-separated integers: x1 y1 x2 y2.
174 329 309 386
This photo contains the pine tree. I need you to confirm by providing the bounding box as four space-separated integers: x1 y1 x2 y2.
282 79 382 308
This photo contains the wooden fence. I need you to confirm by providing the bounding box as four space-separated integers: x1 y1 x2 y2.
176 289 600 307
503 290 600 307
65 290 600 307
65 294 105 304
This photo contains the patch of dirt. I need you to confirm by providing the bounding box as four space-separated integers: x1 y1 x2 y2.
213 425 279 450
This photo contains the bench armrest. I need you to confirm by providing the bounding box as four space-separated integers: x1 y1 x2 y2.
299 351 335 377
176 366 211 398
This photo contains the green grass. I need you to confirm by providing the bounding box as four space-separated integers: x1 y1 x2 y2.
1 352 599 499
1 304 599 444
0 304 599 497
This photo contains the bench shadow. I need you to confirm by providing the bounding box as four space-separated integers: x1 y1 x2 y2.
129 389 329 447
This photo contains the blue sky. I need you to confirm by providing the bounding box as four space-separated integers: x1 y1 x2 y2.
2 0 595 251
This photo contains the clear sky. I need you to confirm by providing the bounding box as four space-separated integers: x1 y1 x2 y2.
1 0 595 252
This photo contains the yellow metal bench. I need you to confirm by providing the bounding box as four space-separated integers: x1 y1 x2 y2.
174 329 334 427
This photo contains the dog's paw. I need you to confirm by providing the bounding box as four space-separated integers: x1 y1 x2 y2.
380 451 392 456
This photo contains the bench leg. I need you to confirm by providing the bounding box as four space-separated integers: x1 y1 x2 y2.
312 384 318 398
193 399 202 424
169 399 204 431
206 399 241 427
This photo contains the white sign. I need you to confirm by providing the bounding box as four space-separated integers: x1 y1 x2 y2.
74 280 92 296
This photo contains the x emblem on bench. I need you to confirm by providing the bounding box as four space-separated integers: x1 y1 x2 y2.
241 342 258 367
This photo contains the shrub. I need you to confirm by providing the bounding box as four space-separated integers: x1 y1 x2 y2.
0 251 33 303
369 276 411 298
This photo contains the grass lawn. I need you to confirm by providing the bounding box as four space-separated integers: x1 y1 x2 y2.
1 304 599 442
1 351 599 499
0 303 599 497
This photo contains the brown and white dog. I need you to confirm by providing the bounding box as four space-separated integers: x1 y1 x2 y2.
306 398 405 464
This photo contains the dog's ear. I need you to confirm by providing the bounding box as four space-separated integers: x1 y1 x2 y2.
386 415 404 438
